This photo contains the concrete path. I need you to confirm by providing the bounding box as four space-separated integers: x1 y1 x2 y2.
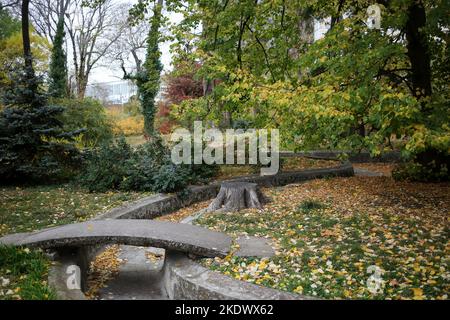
0 220 232 258
97 246 168 300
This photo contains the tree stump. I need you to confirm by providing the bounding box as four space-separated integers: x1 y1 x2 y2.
207 182 267 212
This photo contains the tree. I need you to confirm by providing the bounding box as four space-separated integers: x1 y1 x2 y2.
126 0 164 137
166 0 448 180
0 1 81 182
109 6 150 76
0 26 50 88
48 16 68 98
0 4 20 40
0 5 20 86
64 0 124 98
21 0 34 93
28 0 70 42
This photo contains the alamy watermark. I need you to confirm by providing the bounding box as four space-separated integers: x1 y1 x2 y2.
170 121 280 176
66 265 81 290
367 4 382 30
367 265 385 295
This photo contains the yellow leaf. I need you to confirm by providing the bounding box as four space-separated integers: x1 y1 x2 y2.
412 288 424 300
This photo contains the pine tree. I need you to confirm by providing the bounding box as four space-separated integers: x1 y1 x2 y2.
0 68 82 182
48 17 68 98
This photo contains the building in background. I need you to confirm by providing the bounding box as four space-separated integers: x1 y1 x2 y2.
85 80 167 106
86 80 138 105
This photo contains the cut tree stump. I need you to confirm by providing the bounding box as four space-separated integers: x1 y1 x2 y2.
207 182 267 212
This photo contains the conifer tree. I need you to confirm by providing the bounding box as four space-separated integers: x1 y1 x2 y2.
48 17 68 98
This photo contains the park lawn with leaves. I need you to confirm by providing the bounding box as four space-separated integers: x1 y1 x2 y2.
0 184 149 300
0 184 150 236
196 177 449 300
0 246 55 300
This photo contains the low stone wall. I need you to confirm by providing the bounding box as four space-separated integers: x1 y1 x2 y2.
163 251 313 300
94 186 220 221
48 259 87 300
280 150 401 163
97 162 354 221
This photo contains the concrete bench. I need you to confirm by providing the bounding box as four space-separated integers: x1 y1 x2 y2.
0 220 232 258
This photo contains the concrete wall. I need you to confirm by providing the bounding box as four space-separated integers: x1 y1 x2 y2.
163 251 316 300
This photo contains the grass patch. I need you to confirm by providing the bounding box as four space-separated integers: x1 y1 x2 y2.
297 200 326 213
0 184 150 236
0 246 56 300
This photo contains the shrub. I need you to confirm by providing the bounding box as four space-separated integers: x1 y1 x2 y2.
183 163 219 184
56 98 113 148
78 136 217 193
152 163 190 193
120 137 169 191
106 105 144 137
393 163 449 182
77 138 133 192
123 96 142 117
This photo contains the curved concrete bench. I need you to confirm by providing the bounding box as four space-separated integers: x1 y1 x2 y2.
0 220 232 258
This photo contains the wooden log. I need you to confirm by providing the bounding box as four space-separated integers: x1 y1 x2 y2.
207 182 267 212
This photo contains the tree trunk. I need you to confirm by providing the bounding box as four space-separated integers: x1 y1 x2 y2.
77 76 88 99
21 0 35 81
207 182 267 212
403 1 448 174
405 1 432 103
297 8 314 80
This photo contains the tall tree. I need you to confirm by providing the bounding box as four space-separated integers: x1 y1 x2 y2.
48 15 68 98
21 0 34 88
0 4 21 40
110 6 149 76
127 0 164 137
65 0 124 98
28 0 70 42
0 0 81 182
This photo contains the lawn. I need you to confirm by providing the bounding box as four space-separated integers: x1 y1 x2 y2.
195 176 449 300
0 184 150 300
0 246 55 300
0 184 150 236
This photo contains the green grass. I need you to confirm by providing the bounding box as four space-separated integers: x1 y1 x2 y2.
297 199 327 212
0 184 150 300
0 184 150 236
0 246 56 300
